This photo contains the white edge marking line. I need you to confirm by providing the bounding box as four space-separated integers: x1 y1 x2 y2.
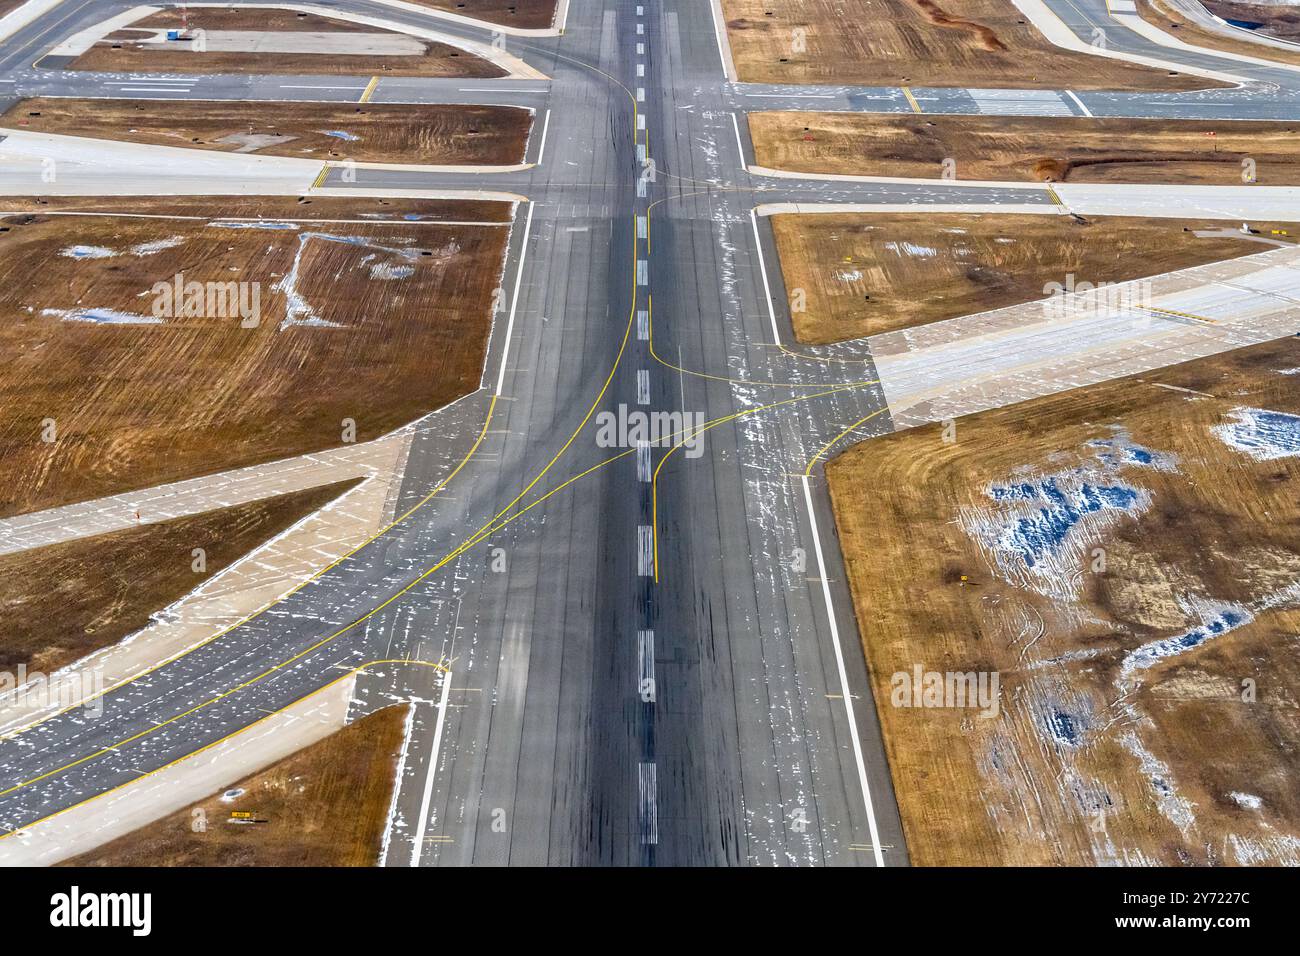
730 111 746 168
707 0 734 81
378 701 418 866
801 475 884 868
496 200 536 395
1064 90 1093 117
537 108 552 166
409 672 453 867
750 208 782 346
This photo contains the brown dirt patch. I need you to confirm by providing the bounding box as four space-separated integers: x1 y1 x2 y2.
64 7 505 78
750 112 1300 185
772 212 1298 344
1205 1 1300 40
1144 0 1300 67
408 0 557 30
721 0 1222 90
0 481 357 676
0 196 509 516
827 336 1300 865
3 98 532 166
64 705 408 866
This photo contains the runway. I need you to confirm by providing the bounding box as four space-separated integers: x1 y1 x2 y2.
0 0 1296 866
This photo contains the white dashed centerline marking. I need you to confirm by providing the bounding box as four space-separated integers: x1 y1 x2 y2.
638 629 655 700
637 526 654 576
637 369 650 405
637 442 651 482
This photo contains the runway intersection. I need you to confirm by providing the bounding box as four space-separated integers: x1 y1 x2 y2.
0 0 1296 866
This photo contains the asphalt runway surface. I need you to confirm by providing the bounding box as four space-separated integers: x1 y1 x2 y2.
0 0 1296 866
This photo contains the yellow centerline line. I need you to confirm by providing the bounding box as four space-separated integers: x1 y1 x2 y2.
0 52 649 743
0 62 651 822
359 75 380 104
902 86 922 113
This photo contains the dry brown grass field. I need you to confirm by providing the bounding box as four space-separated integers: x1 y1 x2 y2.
1141 0 1300 67
749 112 1300 185
0 481 357 675
827 336 1300 865
412 0 557 29
66 8 505 78
721 0 1219 89
1206 1 1300 40
65 706 408 866
3 98 533 166
771 212 1298 344
0 195 510 516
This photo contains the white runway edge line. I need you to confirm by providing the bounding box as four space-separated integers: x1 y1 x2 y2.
730 112 747 169
497 201 536 394
707 0 736 80
378 701 418 866
800 475 885 868
1065 90 1093 117
537 109 552 166
750 209 782 346
409 672 453 867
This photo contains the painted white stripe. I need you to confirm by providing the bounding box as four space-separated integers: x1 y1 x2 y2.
637 63 645 77
497 201 535 395
638 762 658 845
637 369 651 405
117 87 191 93
637 87 646 101
800 475 884 868
637 114 646 131
637 260 649 285
536 108 552 165
750 209 782 346
637 526 654 576
457 87 548 93
1065 90 1093 117
636 215 648 239
637 42 644 55
638 629 655 700
636 442 652 482
731 111 746 167
637 309 649 340
409 672 453 867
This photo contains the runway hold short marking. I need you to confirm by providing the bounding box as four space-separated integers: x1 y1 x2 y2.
637 526 654 576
